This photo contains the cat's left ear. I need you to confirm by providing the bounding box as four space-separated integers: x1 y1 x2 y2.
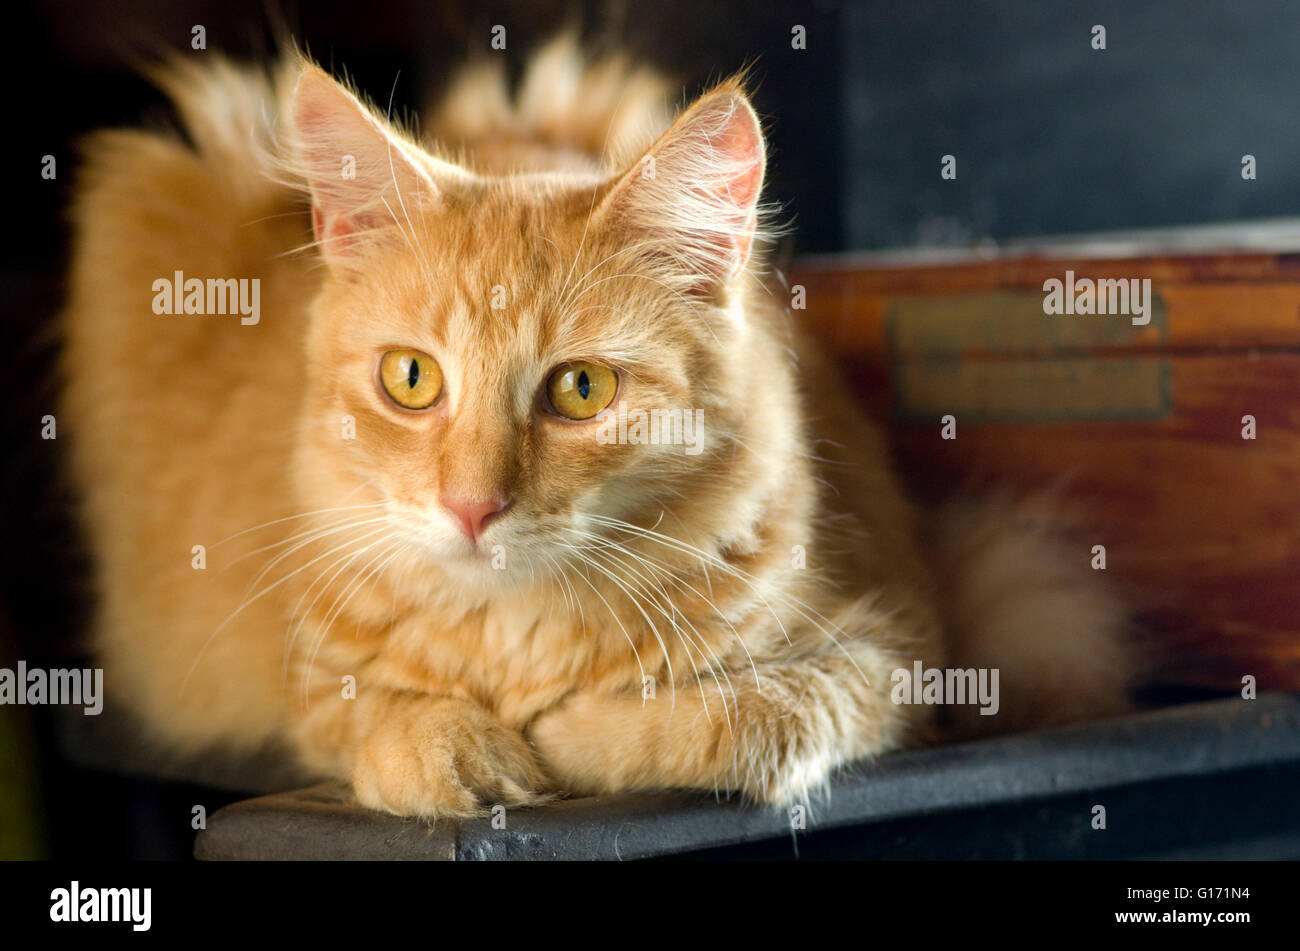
597 82 766 299
291 65 462 266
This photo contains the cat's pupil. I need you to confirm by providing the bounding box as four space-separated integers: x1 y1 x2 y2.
407 359 419 389
577 370 590 399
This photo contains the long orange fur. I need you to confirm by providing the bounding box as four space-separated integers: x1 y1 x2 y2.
60 38 1132 816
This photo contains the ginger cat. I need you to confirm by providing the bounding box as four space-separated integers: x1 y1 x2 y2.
60 39 1131 816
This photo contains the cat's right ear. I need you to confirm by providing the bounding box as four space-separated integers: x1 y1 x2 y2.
594 81 766 302
291 65 462 267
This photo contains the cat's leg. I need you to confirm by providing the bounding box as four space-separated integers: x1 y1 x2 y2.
528 634 935 805
291 684 551 817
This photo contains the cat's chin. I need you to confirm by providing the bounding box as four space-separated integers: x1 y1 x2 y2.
418 544 534 591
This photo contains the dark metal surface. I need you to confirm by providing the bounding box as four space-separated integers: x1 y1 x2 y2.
194 693 1300 860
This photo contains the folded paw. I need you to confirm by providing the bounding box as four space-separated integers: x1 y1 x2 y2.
351 699 549 818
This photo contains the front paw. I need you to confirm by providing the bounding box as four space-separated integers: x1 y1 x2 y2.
352 699 549 818
527 692 634 795
529 689 845 806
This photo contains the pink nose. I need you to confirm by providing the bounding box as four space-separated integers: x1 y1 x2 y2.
440 496 508 543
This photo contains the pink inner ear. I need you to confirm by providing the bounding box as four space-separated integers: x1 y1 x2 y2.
296 81 364 253
312 202 365 250
294 69 412 260
717 120 763 269
717 118 764 212
680 101 765 290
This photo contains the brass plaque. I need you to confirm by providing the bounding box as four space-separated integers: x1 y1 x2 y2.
887 289 1172 421
888 288 1167 356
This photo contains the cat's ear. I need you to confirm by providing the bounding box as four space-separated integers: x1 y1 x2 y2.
598 83 766 299
291 65 458 266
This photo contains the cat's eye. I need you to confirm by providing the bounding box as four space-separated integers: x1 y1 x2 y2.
380 349 443 410
546 361 617 420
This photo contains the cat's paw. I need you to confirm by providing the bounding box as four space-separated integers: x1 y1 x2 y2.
529 688 845 806
351 699 549 818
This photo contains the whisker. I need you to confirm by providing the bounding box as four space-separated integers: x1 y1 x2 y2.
181 520 393 695
299 538 405 708
559 546 679 713
209 501 386 550
562 540 721 725
282 529 396 681
586 513 872 687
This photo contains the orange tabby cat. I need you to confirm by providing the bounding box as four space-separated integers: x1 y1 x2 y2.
60 39 1131 816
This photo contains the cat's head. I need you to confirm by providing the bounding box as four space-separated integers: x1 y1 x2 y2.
287 61 791 593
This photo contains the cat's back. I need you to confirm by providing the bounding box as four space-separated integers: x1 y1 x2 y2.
423 36 672 176
61 57 316 751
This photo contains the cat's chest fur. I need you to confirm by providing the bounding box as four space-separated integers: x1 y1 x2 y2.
289 567 671 729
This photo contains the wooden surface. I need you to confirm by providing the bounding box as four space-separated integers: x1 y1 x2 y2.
789 250 1300 691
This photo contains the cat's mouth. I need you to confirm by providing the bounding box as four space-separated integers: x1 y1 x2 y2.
403 511 514 570
414 530 495 562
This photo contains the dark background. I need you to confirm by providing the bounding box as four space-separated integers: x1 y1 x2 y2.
842 0 1300 248
15 0 1300 265
3 0 1300 859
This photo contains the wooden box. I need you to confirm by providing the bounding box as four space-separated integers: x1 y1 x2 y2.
789 224 1300 692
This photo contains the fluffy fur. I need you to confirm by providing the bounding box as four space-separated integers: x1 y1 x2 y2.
60 38 1132 816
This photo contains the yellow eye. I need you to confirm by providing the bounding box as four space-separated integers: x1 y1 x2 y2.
380 349 443 410
546 361 617 420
